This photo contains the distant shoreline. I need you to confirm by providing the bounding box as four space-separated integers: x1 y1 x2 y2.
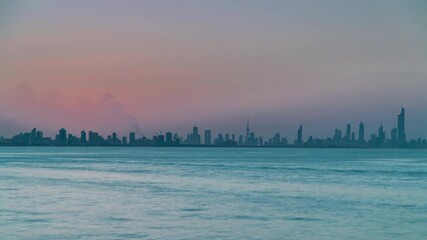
0 145 425 149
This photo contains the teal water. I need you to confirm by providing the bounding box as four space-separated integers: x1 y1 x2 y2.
0 147 426 239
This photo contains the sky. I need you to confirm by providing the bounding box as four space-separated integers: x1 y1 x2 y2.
0 0 426 139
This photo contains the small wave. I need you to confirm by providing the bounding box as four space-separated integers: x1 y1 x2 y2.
113 233 149 238
0 187 18 191
102 216 132 222
1 209 46 216
182 208 205 212
232 215 269 221
24 218 49 223
285 217 321 222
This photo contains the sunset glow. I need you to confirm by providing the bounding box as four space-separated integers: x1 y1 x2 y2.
1 0 426 138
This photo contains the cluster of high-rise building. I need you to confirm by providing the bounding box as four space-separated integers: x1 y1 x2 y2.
1 108 426 148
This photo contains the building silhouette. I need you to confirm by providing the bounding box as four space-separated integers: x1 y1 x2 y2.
345 124 351 142
1 108 426 148
165 132 173 145
57 128 67 145
358 122 365 143
193 126 200 145
129 132 136 144
245 117 250 145
398 108 406 145
297 125 303 146
377 124 386 146
81 130 87 144
390 128 397 145
204 130 211 145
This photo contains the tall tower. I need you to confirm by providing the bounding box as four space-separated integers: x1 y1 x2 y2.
358 122 365 143
58 128 67 145
129 132 136 144
377 123 385 146
193 126 200 145
391 128 397 144
397 108 406 145
345 123 351 142
297 125 303 145
245 117 250 145
246 117 250 137
204 130 211 145
81 130 87 144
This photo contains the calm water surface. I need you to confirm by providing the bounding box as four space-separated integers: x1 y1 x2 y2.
0 147 426 239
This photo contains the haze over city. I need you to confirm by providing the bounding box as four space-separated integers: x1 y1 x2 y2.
2 2 427 240
1 0 426 138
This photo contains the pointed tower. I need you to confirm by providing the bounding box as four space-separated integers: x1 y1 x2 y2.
246 117 250 137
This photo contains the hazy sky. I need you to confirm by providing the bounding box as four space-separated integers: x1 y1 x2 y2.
1 0 426 139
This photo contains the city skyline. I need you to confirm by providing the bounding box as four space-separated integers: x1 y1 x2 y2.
2 108 427 148
1 2 426 239
1 1 427 138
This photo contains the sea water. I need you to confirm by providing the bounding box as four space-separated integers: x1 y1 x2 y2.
0 147 426 239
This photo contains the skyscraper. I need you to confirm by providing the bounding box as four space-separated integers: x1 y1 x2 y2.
225 133 230 142
81 130 87 144
204 130 211 145
398 108 406 145
391 128 397 145
165 132 173 144
29 128 37 144
274 133 281 145
250 132 255 146
192 126 200 145
245 117 250 145
358 122 365 143
58 128 67 145
88 131 94 145
345 124 351 142
216 133 224 144
129 132 136 144
334 129 342 142
36 131 43 144
158 134 165 145
297 125 303 145
377 124 385 146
